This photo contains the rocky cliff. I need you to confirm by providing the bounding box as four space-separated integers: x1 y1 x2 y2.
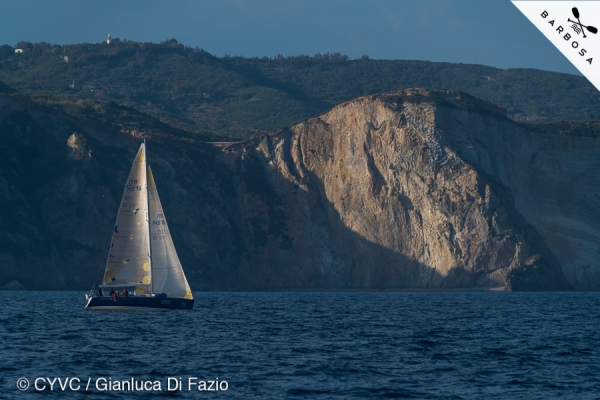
1 89 598 291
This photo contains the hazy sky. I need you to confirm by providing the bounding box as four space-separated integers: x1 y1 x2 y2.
0 0 579 75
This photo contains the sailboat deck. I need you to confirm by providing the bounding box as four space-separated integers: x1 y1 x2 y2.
85 296 194 310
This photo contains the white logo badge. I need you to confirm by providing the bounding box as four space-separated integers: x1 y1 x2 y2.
513 1 600 90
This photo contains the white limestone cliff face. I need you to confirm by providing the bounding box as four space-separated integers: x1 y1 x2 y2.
434 99 600 290
221 89 571 290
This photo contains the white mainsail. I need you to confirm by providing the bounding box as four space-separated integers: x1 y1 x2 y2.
102 143 151 287
147 166 193 299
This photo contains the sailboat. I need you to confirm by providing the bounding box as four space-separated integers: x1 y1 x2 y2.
85 142 194 310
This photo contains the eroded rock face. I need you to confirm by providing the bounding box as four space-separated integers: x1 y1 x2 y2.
223 89 571 290
0 89 595 291
427 93 600 290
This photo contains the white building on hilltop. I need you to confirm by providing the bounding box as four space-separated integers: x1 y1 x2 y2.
107 34 111 44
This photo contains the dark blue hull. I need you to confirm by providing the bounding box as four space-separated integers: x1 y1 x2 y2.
85 296 194 310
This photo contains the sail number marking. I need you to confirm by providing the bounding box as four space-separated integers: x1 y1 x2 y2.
152 214 166 226
121 196 136 208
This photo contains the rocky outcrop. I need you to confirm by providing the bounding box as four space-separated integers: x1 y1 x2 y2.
220 89 571 290
432 95 600 290
0 89 597 291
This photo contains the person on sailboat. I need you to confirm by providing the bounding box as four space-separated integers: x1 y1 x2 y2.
97 287 103 297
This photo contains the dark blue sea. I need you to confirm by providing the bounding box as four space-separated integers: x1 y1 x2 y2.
1 291 599 399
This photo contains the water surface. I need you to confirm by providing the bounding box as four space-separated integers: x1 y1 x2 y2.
1 291 599 399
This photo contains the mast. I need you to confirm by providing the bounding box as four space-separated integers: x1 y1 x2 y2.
145 139 153 294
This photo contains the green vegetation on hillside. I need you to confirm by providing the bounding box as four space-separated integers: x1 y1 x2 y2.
526 120 600 139
2 40 599 139
29 95 220 142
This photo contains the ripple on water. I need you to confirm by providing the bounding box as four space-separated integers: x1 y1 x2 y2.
1 291 600 399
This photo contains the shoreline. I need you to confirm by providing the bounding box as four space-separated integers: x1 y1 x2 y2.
1 286 510 293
